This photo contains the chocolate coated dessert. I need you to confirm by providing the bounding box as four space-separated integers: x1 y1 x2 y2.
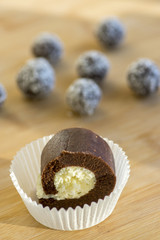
37 128 116 210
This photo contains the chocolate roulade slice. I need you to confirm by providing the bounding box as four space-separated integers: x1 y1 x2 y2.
37 128 116 210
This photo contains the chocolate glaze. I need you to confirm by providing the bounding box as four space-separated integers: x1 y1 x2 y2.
40 128 116 210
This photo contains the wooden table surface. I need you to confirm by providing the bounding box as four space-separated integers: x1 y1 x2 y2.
0 0 160 239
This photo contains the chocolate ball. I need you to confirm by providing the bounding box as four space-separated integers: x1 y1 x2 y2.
0 84 7 106
32 32 63 65
76 51 110 83
17 58 55 99
96 18 125 48
127 58 160 96
66 78 102 115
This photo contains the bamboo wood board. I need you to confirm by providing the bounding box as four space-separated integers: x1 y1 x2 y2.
0 1 160 239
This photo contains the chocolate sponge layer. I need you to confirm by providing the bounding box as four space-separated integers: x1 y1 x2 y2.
40 128 116 210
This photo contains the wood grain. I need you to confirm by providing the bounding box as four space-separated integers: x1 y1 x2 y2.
0 0 160 239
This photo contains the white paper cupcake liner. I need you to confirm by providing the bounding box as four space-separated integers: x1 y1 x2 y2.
10 135 130 231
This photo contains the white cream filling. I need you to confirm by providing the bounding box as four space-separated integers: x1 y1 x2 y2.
36 166 96 200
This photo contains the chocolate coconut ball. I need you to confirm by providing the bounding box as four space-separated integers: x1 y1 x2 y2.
32 33 63 65
96 18 125 48
127 58 160 96
0 84 7 106
66 78 101 115
17 58 55 99
76 51 110 83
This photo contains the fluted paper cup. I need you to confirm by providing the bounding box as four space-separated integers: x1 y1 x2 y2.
10 135 130 230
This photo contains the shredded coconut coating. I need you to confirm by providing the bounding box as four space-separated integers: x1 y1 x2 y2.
66 78 102 115
17 58 55 98
32 32 63 65
76 50 110 82
0 84 7 106
127 58 160 96
96 18 125 48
